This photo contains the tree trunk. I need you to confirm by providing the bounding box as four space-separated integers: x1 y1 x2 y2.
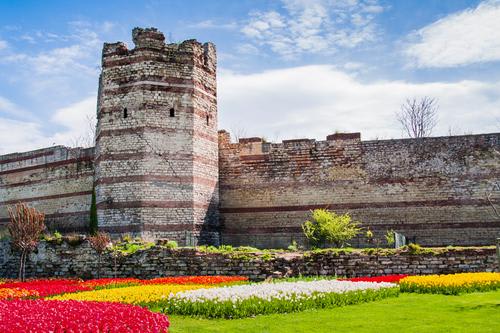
97 254 101 279
18 250 27 281
18 250 23 281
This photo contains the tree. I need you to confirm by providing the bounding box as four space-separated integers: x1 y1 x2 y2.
302 209 360 248
89 188 98 235
88 232 111 278
397 97 438 138
7 202 46 281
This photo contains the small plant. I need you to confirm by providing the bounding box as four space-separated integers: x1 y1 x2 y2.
287 240 298 251
88 232 111 278
302 209 360 248
121 234 133 243
64 233 84 246
165 240 178 249
407 242 422 254
365 228 374 241
385 230 395 247
7 202 46 281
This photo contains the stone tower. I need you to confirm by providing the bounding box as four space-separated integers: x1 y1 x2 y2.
95 27 219 245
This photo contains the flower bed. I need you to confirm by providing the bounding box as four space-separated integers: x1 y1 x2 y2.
162 280 399 318
49 284 213 307
0 279 91 297
342 275 408 283
0 300 169 332
400 272 500 295
80 278 143 289
143 275 248 286
0 287 39 300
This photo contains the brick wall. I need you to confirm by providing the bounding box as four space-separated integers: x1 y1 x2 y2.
0 146 94 232
219 132 500 248
0 240 496 280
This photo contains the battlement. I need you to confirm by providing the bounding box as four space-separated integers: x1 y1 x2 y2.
101 27 216 73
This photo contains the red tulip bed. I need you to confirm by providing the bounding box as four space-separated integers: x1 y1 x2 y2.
0 275 250 332
0 300 170 333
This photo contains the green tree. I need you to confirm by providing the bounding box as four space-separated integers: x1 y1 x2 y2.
89 188 98 235
302 209 360 248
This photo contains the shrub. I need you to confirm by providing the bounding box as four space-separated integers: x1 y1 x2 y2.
165 240 178 249
7 203 46 281
385 230 395 247
64 233 84 246
302 209 360 248
287 240 298 251
88 232 111 278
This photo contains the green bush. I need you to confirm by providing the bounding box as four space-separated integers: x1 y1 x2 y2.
287 240 298 251
302 209 360 248
165 240 178 249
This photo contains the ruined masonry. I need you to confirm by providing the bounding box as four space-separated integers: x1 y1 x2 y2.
1 27 499 248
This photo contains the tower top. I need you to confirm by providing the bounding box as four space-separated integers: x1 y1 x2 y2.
101 27 216 73
132 27 166 49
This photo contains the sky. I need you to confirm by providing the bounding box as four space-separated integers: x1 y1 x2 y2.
0 0 499 154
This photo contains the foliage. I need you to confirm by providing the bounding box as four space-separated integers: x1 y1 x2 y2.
7 202 46 281
88 232 110 254
168 291 500 333
365 228 373 240
287 240 298 251
111 238 154 255
302 209 360 248
165 240 178 249
385 230 395 247
399 272 500 295
0 300 170 332
88 232 111 278
63 233 85 246
89 188 98 235
162 280 398 318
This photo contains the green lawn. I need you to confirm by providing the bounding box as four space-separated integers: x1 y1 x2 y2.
167 291 500 333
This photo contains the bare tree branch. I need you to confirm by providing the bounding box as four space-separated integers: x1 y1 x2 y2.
397 97 438 138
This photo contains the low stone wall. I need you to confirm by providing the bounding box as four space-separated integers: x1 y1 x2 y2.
0 240 497 280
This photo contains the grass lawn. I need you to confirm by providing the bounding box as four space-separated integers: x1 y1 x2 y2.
167 291 500 333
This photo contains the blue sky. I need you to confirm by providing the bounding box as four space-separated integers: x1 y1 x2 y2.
0 0 499 154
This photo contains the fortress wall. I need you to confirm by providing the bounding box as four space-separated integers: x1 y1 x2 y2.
219 132 500 248
0 146 94 232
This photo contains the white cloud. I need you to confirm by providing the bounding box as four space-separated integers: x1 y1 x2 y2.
405 0 500 68
218 65 500 141
241 0 384 58
0 40 7 50
0 96 35 120
0 96 97 154
0 118 46 154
